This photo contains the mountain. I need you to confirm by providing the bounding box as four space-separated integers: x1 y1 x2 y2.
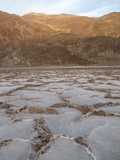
23 12 120 37
0 11 120 66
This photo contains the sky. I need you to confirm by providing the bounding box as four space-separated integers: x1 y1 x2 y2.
0 0 120 17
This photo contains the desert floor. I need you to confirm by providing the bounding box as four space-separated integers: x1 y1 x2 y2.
0 67 120 160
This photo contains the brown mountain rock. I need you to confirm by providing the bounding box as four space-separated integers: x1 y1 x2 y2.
0 11 120 66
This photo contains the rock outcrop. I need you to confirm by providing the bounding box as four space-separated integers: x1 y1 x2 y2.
0 11 120 66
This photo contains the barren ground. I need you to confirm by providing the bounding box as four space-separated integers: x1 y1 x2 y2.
0 67 120 160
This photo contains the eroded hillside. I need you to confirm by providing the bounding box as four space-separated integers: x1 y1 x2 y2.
0 11 120 66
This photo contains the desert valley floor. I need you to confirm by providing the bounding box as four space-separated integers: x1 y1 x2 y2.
0 67 120 160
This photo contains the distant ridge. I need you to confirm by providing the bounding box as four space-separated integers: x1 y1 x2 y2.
0 11 120 66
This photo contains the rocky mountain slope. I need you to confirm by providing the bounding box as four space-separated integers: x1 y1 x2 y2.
0 11 120 66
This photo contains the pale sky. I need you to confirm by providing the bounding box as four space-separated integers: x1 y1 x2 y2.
0 0 120 16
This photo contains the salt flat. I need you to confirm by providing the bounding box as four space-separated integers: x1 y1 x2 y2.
0 67 120 160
